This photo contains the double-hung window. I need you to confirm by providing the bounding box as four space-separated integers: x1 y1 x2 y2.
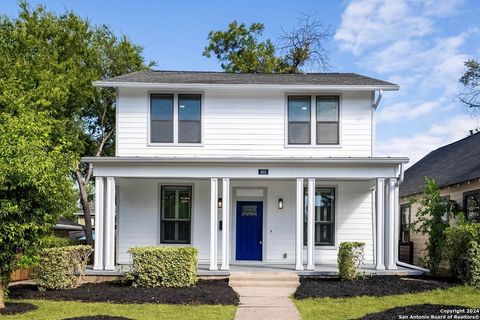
151 94 174 143
150 93 202 144
287 95 340 146
160 186 192 244
303 187 335 246
316 96 339 144
464 189 480 222
400 204 411 243
288 96 311 144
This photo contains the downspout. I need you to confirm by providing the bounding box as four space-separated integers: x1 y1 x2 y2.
394 163 430 273
371 90 383 156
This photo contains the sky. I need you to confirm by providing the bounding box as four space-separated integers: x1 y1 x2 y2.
1 0 479 167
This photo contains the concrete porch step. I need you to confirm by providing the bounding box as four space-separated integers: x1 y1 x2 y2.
229 275 299 282
229 280 299 288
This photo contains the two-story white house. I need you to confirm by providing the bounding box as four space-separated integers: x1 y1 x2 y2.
84 70 408 274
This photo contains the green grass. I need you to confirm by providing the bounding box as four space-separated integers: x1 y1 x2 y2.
2 300 236 320
293 286 480 320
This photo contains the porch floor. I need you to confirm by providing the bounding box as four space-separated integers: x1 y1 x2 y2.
198 264 424 276
85 263 424 277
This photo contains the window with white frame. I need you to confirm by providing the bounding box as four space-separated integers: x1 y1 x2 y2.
287 95 340 146
288 96 311 145
303 187 335 246
160 186 192 244
150 93 202 144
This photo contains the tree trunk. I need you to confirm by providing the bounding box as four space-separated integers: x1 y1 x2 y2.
75 170 94 246
0 283 5 309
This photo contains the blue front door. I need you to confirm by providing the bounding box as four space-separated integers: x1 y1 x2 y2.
236 201 263 261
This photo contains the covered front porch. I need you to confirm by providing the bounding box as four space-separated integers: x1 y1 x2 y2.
84 156 408 274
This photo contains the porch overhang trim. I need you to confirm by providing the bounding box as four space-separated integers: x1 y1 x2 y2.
82 156 408 165
83 156 408 180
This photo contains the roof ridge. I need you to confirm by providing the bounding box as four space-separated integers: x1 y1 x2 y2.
149 69 351 75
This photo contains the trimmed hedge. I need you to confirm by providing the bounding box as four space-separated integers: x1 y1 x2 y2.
126 246 198 288
445 223 480 288
33 245 92 291
338 241 365 281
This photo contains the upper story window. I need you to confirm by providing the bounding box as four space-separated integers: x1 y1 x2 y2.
287 95 340 146
288 96 311 145
316 96 339 144
151 94 174 143
150 93 202 144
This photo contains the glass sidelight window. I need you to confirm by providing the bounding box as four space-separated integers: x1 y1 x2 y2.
160 186 192 243
304 187 335 246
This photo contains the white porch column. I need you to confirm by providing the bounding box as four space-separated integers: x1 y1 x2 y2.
93 177 105 270
385 178 397 270
306 178 315 271
295 178 304 271
221 178 230 271
210 178 218 271
375 178 385 270
104 177 116 271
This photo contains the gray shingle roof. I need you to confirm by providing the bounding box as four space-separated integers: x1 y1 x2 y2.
97 70 397 87
400 132 480 197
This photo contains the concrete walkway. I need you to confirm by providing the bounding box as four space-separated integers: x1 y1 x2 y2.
229 272 301 320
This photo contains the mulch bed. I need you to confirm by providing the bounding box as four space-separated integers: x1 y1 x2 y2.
358 304 478 320
9 279 239 305
64 316 132 320
294 275 458 299
0 302 37 315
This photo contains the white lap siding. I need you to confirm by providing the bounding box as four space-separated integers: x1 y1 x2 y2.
116 179 373 265
116 88 373 158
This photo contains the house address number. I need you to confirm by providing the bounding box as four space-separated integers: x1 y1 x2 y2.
258 169 269 175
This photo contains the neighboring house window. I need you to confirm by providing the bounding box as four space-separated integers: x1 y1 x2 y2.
287 95 340 146
303 187 335 246
288 96 311 145
178 94 201 143
160 186 192 244
464 189 480 222
150 93 202 144
316 96 339 144
150 94 174 143
400 204 411 243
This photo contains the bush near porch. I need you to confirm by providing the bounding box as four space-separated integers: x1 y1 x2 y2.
126 246 198 288
33 245 92 291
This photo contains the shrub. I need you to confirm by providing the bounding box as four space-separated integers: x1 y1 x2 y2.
445 223 480 287
42 235 73 248
126 246 198 288
33 245 92 290
338 242 365 281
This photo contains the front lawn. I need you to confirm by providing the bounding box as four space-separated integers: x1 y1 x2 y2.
1 299 236 320
294 286 480 320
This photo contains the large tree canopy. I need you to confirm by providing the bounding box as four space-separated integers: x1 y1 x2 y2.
0 2 152 247
459 59 480 114
203 16 331 73
0 2 152 306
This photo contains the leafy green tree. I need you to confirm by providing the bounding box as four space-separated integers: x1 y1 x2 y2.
203 15 331 73
0 111 76 308
411 179 461 275
0 2 153 246
203 21 284 73
459 59 480 113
